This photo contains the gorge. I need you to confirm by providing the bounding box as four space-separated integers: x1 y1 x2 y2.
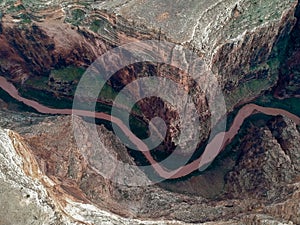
0 0 300 224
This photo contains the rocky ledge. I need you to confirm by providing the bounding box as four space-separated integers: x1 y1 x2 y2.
0 0 300 224
0 109 299 224
0 0 299 154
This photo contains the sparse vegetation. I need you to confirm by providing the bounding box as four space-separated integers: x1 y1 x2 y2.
66 8 86 26
255 95 300 116
225 78 273 109
90 19 105 33
19 13 31 23
50 66 85 83
7 3 25 13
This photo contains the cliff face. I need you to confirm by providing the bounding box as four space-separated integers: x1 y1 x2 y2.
224 116 300 224
0 109 299 224
0 1 300 224
0 16 108 80
275 2 300 98
0 0 298 154
0 123 194 225
102 0 297 108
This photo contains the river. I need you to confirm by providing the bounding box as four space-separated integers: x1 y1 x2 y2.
0 76 299 179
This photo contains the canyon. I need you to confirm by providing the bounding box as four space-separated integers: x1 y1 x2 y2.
1 75 300 180
0 0 300 224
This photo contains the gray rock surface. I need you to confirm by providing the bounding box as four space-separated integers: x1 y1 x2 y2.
224 116 300 224
0 125 198 225
0 0 298 154
0 110 299 224
0 0 300 224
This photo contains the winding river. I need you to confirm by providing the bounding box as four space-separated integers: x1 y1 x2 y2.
1 76 300 179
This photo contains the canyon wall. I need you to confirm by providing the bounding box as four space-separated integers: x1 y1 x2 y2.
0 0 298 153
0 1 300 224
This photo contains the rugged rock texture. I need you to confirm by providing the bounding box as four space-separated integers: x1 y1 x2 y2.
0 108 299 224
224 116 300 224
275 5 300 100
1 125 197 224
268 116 300 172
0 110 198 224
101 0 298 107
0 0 300 224
0 0 298 154
226 126 294 198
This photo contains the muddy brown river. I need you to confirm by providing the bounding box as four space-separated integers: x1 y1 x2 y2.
1 76 299 179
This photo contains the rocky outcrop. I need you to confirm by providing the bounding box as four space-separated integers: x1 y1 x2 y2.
0 108 298 224
272 1 300 99
0 0 298 155
267 116 300 172
1 125 197 224
0 1 300 224
224 115 300 224
0 20 108 80
226 126 295 198
100 0 298 108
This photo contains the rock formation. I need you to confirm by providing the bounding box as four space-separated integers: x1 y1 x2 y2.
0 0 299 224
0 107 299 224
0 0 298 152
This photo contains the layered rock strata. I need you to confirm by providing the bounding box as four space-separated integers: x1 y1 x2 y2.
0 108 299 224
0 0 298 153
